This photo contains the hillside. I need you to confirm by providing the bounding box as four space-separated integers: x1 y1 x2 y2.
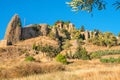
0 14 120 79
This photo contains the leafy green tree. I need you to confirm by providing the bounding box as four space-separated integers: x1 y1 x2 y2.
66 0 106 12
113 1 120 10
66 0 120 13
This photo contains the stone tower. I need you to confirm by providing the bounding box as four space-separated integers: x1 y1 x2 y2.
4 14 22 45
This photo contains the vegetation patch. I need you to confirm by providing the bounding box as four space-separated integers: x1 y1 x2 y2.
25 56 35 61
100 57 120 63
32 44 61 58
56 54 67 64
90 50 120 59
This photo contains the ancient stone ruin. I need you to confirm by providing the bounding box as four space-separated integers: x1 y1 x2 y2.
2 14 50 46
0 14 95 47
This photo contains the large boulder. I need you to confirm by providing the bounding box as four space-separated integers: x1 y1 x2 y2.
4 14 22 45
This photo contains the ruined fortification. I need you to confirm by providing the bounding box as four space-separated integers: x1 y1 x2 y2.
0 14 95 47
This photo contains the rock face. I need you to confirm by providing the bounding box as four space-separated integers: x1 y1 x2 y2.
51 26 59 38
40 24 49 36
4 14 22 45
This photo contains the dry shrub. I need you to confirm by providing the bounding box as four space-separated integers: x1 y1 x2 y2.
0 62 65 79
0 48 6 52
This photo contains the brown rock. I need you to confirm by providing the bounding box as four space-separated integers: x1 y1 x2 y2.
51 26 59 38
4 14 22 45
39 24 49 36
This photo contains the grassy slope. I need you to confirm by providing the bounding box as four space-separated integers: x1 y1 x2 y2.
1 36 120 80
12 60 120 80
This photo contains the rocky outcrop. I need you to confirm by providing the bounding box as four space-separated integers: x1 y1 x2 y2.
4 14 22 45
51 26 59 38
40 24 49 36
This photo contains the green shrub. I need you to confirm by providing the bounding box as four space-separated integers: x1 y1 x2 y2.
32 44 61 58
100 58 109 63
73 46 90 60
90 50 120 59
90 52 101 59
117 57 120 63
56 54 67 64
25 56 35 61
109 57 116 63
100 57 120 63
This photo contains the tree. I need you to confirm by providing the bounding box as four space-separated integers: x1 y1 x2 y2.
113 1 120 10
66 0 120 13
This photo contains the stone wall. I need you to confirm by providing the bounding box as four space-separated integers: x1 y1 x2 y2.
22 24 41 39
22 24 49 40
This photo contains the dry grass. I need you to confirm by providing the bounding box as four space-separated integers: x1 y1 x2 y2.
0 62 65 79
10 66 120 80
3 60 120 80
16 36 60 48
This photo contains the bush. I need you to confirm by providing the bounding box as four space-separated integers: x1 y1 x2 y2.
90 52 101 59
100 58 109 63
25 56 35 61
56 54 67 64
100 57 120 63
73 45 90 60
32 44 61 58
90 50 120 59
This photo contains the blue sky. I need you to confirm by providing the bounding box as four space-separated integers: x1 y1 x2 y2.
0 0 120 40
